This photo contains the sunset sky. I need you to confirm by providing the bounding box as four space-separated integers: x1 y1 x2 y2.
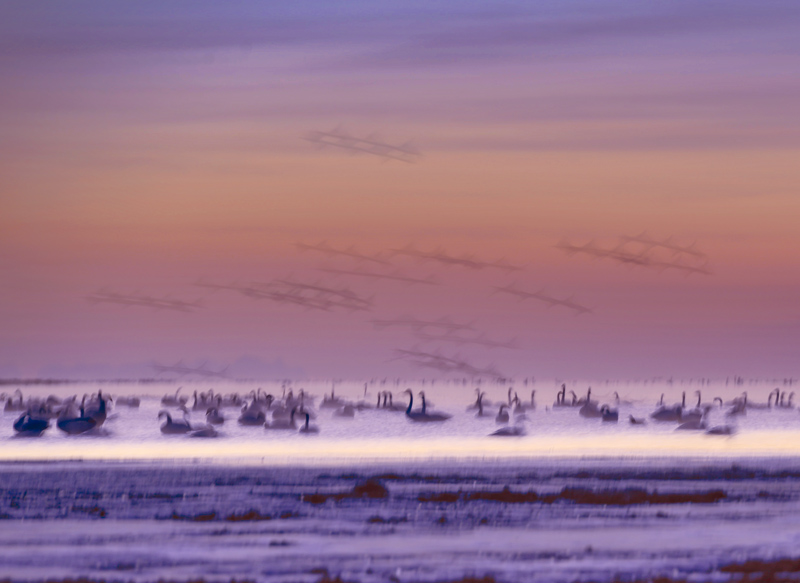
1 1 799 380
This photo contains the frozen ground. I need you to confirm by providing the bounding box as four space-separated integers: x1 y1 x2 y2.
2 459 800 582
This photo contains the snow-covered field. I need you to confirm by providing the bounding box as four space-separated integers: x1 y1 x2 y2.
3 459 800 582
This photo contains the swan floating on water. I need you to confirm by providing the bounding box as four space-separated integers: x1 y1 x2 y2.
495 404 510 424
600 405 618 423
189 424 218 438
404 389 451 422
206 407 225 425
490 425 526 437
13 409 50 436
265 408 297 430
158 410 192 434
299 412 319 434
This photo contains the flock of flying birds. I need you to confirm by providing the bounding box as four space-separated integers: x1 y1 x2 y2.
556 233 712 275
85 232 710 382
303 127 423 164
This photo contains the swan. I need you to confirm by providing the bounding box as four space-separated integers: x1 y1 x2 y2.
475 392 489 418
767 388 781 408
13 409 50 436
553 384 569 407
650 403 682 422
613 391 634 406
159 410 192 434
191 390 212 411
466 388 484 411
706 425 735 435
5 390 26 412
381 392 404 412
600 405 618 423
57 400 98 435
726 401 747 417
334 404 356 418
161 387 187 407
189 424 218 438
579 390 602 418
676 417 707 431
265 408 297 430
84 391 109 426
778 391 795 409
629 415 646 425
116 395 140 408
676 403 710 431
404 389 451 422
320 386 344 409
206 407 225 425
490 425 526 437
512 393 527 414
495 404 510 424
575 387 594 406
299 412 319 434
680 403 711 424
238 401 266 426
221 392 243 408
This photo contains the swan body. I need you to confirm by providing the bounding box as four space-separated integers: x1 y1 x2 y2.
466 389 484 411
495 404 510 424
238 402 266 426
13 412 49 436
579 400 602 418
490 425 526 437
161 387 188 407
299 412 319 434
266 409 297 430
57 401 98 435
159 410 192 434
600 405 619 422
404 390 451 422
5 390 26 412
553 384 570 407
57 415 97 435
189 424 218 438
334 404 355 418
650 405 682 422
206 407 225 425
613 391 634 406
84 392 109 426
320 388 344 409
706 425 735 435
116 396 140 408
676 418 707 431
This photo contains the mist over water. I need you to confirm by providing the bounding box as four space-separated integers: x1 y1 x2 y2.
3 379 799 462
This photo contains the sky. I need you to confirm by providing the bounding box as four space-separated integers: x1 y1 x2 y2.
1 0 799 380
